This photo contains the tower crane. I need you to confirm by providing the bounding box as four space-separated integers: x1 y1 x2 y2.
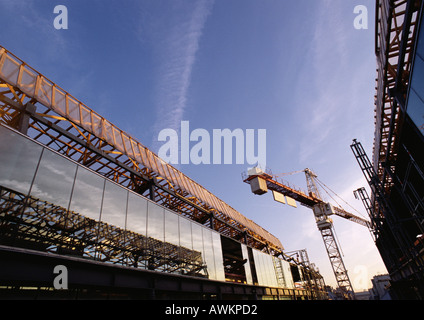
242 167 371 300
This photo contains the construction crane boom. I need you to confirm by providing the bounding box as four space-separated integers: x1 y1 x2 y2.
243 168 370 228
243 167 371 300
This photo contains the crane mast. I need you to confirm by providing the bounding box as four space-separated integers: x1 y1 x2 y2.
304 168 355 299
243 167 369 300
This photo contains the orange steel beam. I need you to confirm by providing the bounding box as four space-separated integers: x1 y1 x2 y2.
0 46 283 254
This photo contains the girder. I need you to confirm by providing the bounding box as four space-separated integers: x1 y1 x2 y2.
0 46 283 255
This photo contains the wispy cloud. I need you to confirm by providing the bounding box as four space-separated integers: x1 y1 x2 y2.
1 1 68 56
296 1 350 163
144 0 214 150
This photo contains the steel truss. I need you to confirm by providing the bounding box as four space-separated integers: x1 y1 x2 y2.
373 0 422 191
0 46 283 256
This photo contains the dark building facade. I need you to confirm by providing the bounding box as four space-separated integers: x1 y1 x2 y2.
353 0 424 300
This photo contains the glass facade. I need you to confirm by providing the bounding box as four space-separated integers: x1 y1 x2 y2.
0 124 302 289
407 16 424 135
252 248 279 288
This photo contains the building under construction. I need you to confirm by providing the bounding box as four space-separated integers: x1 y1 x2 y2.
0 46 327 300
351 0 424 299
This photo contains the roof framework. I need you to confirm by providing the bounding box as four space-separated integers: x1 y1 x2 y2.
0 46 283 255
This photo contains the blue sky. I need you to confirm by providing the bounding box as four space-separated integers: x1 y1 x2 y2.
0 0 387 290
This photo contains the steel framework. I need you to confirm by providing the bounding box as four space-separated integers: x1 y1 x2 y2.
0 46 283 256
373 0 421 191
0 185 207 275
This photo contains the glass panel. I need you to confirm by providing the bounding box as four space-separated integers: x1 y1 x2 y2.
242 244 253 285
255 251 267 286
0 126 43 195
164 209 179 247
252 250 262 285
258 251 266 286
179 217 193 251
411 55 424 99
126 191 147 235
100 181 127 229
263 254 271 287
147 202 164 271
191 222 206 276
212 232 225 281
416 18 424 58
164 210 179 273
69 166 104 221
407 88 424 135
266 255 274 287
202 228 216 280
30 148 77 209
282 260 294 289
147 201 164 242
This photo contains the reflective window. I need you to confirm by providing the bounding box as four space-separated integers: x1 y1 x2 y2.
0 126 43 195
281 260 294 289
69 166 105 221
408 20 424 135
254 249 272 287
411 54 424 99
147 201 164 242
30 148 77 209
192 222 206 276
202 228 216 280
164 210 180 273
164 209 179 247
126 191 148 235
101 180 127 229
179 217 193 251
146 201 164 271
417 18 424 59
260 252 269 286
407 88 424 135
212 232 225 281
252 250 262 285
242 244 253 284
